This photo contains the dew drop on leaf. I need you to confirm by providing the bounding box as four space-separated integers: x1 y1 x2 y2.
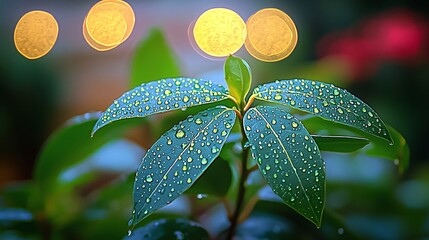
175 129 186 139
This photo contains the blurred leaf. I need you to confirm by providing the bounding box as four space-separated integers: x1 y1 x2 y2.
34 112 126 200
224 55 252 104
93 78 230 135
244 106 325 227
187 157 232 197
0 182 33 208
253 79 392 143
234 213 293 239
130 28 180 88
126 218 209 240
365 126 409 174
66 174 134 240
302 116 409 173
250 200 358 239
313 135 369 153
131 107 236 225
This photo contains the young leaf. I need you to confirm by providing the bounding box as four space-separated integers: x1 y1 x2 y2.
243 106 325 227
224 55 252 104
130 28 181 88
93 78 229 135
312 135 369 153
131 107 236 225
126 218 209 240
253 79 392 143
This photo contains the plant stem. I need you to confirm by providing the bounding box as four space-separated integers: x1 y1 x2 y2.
226 117 250 240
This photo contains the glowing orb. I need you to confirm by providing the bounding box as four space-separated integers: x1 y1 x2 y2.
84 0 135 51
193 8 246 57
245 8 298 62
14 10 59 59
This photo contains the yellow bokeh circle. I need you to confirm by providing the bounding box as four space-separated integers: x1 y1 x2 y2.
83 0 135 51
245 8 298 62
14 10 59 60
193 8 247 57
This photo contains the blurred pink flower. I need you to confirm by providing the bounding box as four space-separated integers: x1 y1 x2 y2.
318 9 428 81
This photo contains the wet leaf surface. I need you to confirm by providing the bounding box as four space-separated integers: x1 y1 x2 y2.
93 78 229 135
253 79 392 143
244 106 325 227
131 107 236 225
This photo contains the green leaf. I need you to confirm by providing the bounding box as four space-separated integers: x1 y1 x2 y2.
365 125 409 173
253 79 392 143
186 156 232 197
130 28 180 88
224 55 252 104
243 106 325 227
126 218 209 240
301 116 409 173
131 107 236 225
312 135 369 153
34 112 127 200
93 78 229 135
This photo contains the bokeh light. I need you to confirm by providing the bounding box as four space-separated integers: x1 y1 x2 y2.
193 8 246 57
244 8 298 62
14 10 59 60
83 0 135 51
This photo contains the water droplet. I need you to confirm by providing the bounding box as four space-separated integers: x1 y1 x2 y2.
211 146 219 154
187 178 192 184
128 230 132 236
197 193 207 199
182 165 188 171
368 111 374 117
201 158 208 165
274 94 282 100
195 118 203 125
183 96 189 102
333 89 340 96
322 100 329 107
313 107 319 114
291 122 298 128
175 129 186 139
271 119 277 125
291 197 295 202
164 89 171 95
187 157 193 162
290 100 296 106
265 165 271 171
337 108 344 114
167 139 172 145
146 175 153 183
